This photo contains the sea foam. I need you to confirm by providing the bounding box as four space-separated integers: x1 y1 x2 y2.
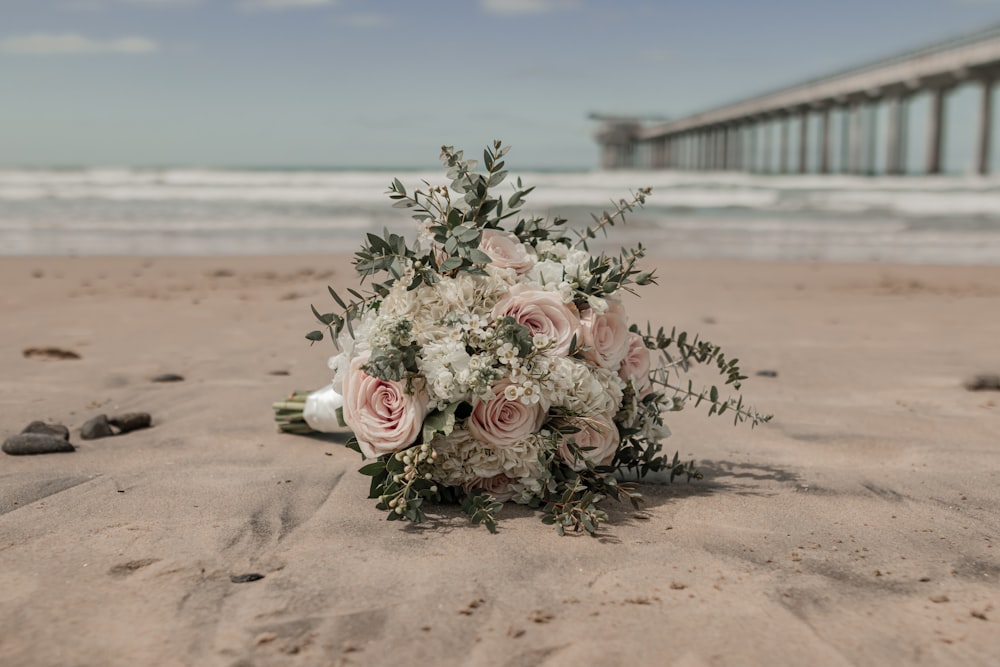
2 167 998 263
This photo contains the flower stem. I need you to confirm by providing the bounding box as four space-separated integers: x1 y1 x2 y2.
273 390 318 434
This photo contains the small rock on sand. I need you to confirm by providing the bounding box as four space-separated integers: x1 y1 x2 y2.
3 433 75 455
81 415 115 440
23 347 81 360
152 373 184 383
21 421 70 441
964 374 1000 391
109 413 152 434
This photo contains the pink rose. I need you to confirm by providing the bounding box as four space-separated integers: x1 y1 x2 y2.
467 380 545 448
341 354 430 458
480 229 534 274
618 332 652 396
558 416 620 471
491 284 580 356
463 473 516 503
580 298 630 369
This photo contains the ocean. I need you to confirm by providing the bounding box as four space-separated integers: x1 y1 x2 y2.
2 167 1000 264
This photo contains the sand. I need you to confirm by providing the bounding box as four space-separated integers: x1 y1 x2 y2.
1 255 998 667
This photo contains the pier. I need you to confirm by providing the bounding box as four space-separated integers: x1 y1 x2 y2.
595 24 1000 175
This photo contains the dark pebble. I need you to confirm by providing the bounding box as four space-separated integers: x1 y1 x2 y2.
756 370 779 378
23 347 81 360
3 433 75 455
152 373 184 383
81 414 115 440
22 421 70 441
964 374 1000 391
230 573 265 583
109 412 152 433
268 370 290 376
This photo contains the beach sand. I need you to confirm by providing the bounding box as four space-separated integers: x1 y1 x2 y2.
1 255 998 666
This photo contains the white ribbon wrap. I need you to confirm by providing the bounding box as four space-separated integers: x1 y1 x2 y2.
302 384 345 432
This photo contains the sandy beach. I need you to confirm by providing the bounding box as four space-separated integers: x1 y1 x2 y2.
2 254 998 666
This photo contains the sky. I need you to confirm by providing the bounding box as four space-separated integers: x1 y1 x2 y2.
2 0 1000 169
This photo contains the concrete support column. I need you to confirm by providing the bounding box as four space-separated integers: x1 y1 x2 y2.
709 129 718 169
978 78 994 175
925 86 948 175
849 101 863 174
716 127 725 169
819 106 831 174
864 101 878 176
798 110 809 173
762 119 773 173
779 115 790 173
885 95 908 175
730 125 740 170
839 106 850 173
651 138 666 169
749 121 760 173
733 124 744 170
725 127 733 170
719 127 729 170
709 128 717 170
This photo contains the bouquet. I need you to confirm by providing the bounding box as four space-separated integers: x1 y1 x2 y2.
275 141 769 534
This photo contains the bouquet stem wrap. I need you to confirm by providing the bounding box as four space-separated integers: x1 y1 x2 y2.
273 385 344 434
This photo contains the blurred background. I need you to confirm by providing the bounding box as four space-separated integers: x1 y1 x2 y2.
3 0 1000 261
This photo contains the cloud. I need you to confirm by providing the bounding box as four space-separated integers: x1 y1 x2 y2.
241 0 337 10
119 0 201 5
480 0 581 15
339 13 392 28
64 0 201 8
1 33 158 54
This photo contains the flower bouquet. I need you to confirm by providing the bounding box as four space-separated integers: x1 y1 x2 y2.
275 141 769 534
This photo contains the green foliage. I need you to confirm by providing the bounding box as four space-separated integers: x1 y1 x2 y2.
494 316 534 358
639 324 773 428
421 401 463 445
301 139 771 536
363 318 421 382
307 141 661 348
462 491 503 534
360 444 442 525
